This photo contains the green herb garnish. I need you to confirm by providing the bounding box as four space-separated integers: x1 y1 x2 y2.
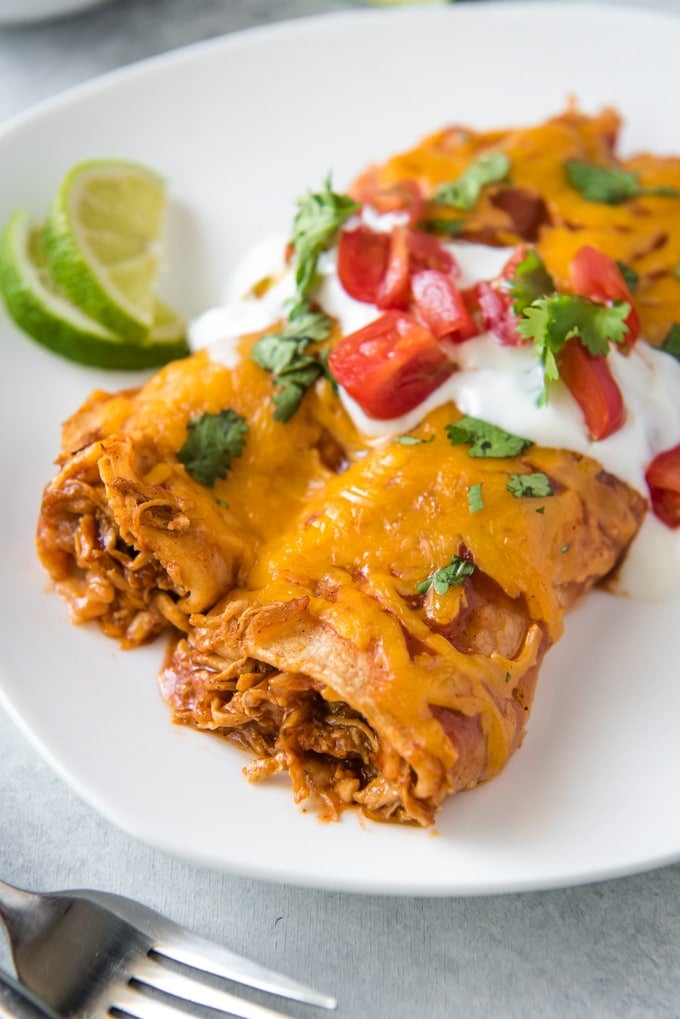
516 294 629 400
616 260 639 293
434 151 511 211
446 416 532 458
251 311 332 422
178 409 248 487
506 472 554 499
288 177 360 318
661 323 680 363
506 248 555 315
395 434 435 445
416 555 476 595
418 217 466 236
467 482 484 514
565 159 680 205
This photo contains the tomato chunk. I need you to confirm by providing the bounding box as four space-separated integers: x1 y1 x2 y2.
558 340 624 440
570 245 640 347
645 443 680 528
407 229 458 277
376 226 411 309
337 226 390 304
327 311 454 419
476 281 525 346
338 223 459 310
473 247 530 346
411 270 478 342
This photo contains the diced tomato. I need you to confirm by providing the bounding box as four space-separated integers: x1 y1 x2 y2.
500 244 530 281
407 230 458 278
337 223 459 310
327 311 454 419
570 245 640 347
558 340 625 440
411 270 478 342
476 281 525 346
645 443 680 528
337 226 390 304
472 246 530 346
376 228 460 310
376 226 411 309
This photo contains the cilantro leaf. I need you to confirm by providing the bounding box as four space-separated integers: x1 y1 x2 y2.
467 482 484 514
395 434 435 446
661 323 680 363
272 360 325 422
615 260 639 293
506 248 555 315
446 416 532 458
178 409 248 487
516 294 629 399
419 217 466 237
416 555 475 596
288 178 360 318
565 159 680 205
434 151 511 211
506 472 554 498
251 311 332 422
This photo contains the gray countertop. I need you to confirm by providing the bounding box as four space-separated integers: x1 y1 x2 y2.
1 2 679 1017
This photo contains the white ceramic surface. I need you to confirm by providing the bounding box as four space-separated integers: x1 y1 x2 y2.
0 0 110 23
0 2 679 896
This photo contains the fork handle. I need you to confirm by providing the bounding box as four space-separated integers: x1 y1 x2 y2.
0 969 58 1019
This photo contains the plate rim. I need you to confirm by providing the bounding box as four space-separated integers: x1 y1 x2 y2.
2 0 680 897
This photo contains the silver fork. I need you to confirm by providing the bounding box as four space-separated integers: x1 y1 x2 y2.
0 878 337 1019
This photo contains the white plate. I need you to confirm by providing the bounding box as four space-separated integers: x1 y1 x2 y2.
1 2 680 897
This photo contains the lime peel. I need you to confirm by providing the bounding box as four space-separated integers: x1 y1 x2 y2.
0 208 188 371
44 159 167 342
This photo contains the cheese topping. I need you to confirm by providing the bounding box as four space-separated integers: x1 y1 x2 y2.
190 228 680 601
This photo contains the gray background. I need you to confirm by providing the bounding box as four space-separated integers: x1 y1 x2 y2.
1 2 679 1017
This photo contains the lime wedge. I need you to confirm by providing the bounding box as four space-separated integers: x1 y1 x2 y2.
0 209 189 370
44 159 167 342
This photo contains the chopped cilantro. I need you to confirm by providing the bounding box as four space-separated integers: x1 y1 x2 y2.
434 151 511 211
288 178 360 317
506 472 554 498
251 312 332 421
416 555 475 596
516 293 629 399
616 260 639 293
395 434 435 445
467 482 484 514
446 416 532 458
419 217 466 236
178 409 248 487
565 159 680 205
673 266 680 279
506 248 555 315
661 323 680 363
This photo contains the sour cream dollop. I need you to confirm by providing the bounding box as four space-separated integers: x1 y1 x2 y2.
189 229 680 601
